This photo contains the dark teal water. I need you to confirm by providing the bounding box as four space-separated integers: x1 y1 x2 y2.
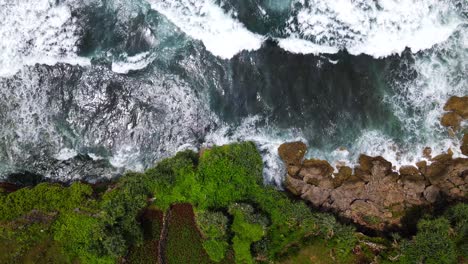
0 0 466 184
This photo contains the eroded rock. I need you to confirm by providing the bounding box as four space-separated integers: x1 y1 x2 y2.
278 141 468 231
444 96 468 118
278 141 307 166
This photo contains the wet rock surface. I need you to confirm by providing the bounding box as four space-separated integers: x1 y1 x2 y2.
441 96 468 129
280 142 468 231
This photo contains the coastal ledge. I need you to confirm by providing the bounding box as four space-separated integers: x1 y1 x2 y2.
280 96 468 232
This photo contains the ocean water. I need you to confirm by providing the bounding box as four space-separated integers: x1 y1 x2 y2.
0 0 466 185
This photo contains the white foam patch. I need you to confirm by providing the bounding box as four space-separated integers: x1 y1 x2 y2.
278 38 339 55
0 0 90 77
112 51 156 74
149 0 264 59
383 25 468 163
284 0 464 57
54 148 78 160
109 145 144 171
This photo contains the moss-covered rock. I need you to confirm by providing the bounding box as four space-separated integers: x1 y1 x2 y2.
278 141 307 166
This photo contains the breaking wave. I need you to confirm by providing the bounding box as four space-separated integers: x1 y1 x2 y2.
0 0 466 185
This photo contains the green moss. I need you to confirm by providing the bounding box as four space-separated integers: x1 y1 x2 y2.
1 142 465 263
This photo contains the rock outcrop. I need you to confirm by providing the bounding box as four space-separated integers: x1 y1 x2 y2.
280 142 468 231
441 96 468 130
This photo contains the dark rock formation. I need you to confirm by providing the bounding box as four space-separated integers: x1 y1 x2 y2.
280 142 468 231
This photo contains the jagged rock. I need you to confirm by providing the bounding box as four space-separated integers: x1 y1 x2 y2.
441 112 462 128
287 166 301 177
444 96 468 118
423 186 440 203
284 174 306 196
423 147 432 159
301 159 334 177
279 141 468 231
333 166 353 188
426 154 453 184
278 142 307 166
399 165 420 179
462 134 468 156
358 155 392 179
301 185 330 207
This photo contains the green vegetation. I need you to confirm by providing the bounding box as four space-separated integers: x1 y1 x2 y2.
196 211 230 262
0 142 467 263
164 203 213 264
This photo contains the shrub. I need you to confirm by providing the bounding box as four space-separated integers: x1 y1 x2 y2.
145 150 199 210
0 182 93 221
446 203 468 258
401 217 457 264
196 142 263 209
53 211 113 263
197 211 230 262
229 204 265 264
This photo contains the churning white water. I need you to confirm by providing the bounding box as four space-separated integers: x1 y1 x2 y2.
0 0 466 184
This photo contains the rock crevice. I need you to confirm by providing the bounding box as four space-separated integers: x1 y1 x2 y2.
280 142 468 231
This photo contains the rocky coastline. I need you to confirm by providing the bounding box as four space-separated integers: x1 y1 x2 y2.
281 96 468 232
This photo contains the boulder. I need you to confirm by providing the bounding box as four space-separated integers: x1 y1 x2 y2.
333 166 353 188
302 159 334 177
284 174 306 196
444 96 468 118
301 185 330 207
278 142 307 166
423 186 440 203
358 155 392 176
423 147 432 159
441 112 462 128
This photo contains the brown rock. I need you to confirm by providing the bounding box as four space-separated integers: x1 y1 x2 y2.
444 96 468 118
441 112 462 128
284 174 306 196
416 160 427 172
301 185 330 207
281 134 468 232
462 134 468 156
278 142 307 166
358 155 392 177
287 166 301 177
333 166 353 188
432 153 453 162
302 159 334 177
399 165 420 177
423 147 432 159
424 186 440 203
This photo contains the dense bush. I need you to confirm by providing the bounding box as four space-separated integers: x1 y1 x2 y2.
401 217 457 264
446 203 468 258
229 204 265 264
0 182 93 221
196 211 230 262
1 142 466 263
